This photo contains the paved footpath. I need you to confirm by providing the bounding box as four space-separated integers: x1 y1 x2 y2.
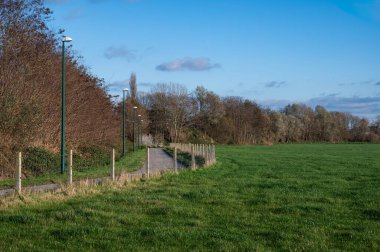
131 148 184 175
0 148 185 197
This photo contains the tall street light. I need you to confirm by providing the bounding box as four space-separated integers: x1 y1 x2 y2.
61 36 73 175
133 106 137 151
140 119 144 148
122 88 129 158
137 114 142 149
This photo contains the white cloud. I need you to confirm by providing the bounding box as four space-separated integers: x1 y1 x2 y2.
156 57 220 72
104 46 135 61
264 81 287 88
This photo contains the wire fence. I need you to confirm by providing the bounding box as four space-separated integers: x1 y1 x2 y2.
0 147 146 193
169 143 216 169
0 143 217 197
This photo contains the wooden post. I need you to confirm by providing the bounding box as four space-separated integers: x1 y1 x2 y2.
211 145 213 163
68 149 73 185
204 145 209 167
173 147 177 173
111 148 115 181
191 145 196 170
146 148 150 177
15 152 22 193
212 145 216 164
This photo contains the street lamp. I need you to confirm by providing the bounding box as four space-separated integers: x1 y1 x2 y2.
61 36 72 175
137 115 141 149
122 88 129 158
140 119 144 148
133 106 137 151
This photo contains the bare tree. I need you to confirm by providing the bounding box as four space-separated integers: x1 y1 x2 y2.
129 72 137 101
148 83 191 143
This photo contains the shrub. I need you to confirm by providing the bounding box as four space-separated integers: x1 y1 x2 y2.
73 145 111 171
23 147 59 176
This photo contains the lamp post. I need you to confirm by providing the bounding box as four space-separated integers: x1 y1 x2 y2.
133 106 137 151
122 88 129 158
137 115 141 149
140 119 144 148
61 36 73 175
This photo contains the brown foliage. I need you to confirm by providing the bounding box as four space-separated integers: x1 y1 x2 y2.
0 0 121 176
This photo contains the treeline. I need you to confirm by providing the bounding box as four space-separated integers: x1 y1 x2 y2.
0 0 122 176
135 84 380 145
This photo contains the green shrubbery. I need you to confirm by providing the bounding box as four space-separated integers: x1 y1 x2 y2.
24 147 60 175
23 145 120 176
73 145 112 171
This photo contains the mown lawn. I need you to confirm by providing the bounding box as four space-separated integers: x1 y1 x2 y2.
0 144 379 251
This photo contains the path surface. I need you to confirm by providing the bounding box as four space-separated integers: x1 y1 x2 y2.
130 148 185 175
0 148 185 197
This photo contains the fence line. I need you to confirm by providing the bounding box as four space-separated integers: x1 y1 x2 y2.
169 143 216 168
1 144 217 198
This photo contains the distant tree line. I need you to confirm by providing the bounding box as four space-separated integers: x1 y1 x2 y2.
135 84 380 145
0 0 379 177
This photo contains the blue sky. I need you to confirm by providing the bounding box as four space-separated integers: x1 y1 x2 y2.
45 0 380 120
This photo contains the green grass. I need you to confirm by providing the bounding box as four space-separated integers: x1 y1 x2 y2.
0 144 379 251
0 149 146 190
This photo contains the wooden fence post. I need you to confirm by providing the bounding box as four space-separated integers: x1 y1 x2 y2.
15 152 22 193
111 148 115 181
213 145 216 164
146 148 150 177
68 149 73 185
191 145 196 170
173 147 177 173
204 145 208 166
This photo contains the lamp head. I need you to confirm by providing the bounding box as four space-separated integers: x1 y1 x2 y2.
138 115 141 117
133 106 138 109
123 88 129 92
62 36 73 43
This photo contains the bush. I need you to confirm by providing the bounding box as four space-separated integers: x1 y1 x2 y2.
73 145 111 171
22 145 116 176
23 147 60 176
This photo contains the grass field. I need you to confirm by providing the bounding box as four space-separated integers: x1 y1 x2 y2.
0 144 379 251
